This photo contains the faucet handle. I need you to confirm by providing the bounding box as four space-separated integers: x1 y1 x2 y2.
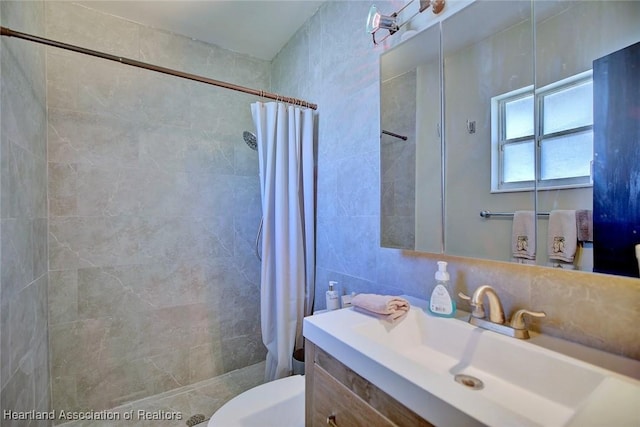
509 309 546 330
458 292 486 319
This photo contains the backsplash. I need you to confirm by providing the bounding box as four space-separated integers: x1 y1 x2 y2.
442 254 639 359
270 1 640 360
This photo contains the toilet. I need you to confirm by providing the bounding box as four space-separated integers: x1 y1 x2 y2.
207 373 305 427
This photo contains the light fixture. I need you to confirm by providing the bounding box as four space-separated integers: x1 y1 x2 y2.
366 0 446 45
366 5 399 44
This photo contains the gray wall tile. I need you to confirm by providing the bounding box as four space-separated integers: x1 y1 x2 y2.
45 2 268 414
0 0 49 418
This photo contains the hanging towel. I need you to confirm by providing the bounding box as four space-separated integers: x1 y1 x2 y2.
512 211 536 261
351 294 410 323
576 209 593 242
548 210 578 263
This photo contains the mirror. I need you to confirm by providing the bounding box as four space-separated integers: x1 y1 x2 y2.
442 0 534 262
534 0 640 276
380 24 442 253
379 0 640 278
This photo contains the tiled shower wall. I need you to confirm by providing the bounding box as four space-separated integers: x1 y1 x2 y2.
380 70 417 249
271 1 640 360
0 0 50 424
46 2 267 414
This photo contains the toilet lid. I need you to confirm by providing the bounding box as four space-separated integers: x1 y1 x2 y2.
208 374 305 427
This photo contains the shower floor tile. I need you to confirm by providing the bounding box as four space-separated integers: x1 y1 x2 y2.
57 361 265 427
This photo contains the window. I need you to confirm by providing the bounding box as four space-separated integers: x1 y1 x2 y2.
491 71 593 192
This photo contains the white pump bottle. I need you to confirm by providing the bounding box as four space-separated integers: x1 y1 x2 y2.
428 261 456 317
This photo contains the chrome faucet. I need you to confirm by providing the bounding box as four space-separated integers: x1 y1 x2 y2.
459 285 545 339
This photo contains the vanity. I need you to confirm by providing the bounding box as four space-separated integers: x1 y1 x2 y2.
303 297 640 427
305 343 433 427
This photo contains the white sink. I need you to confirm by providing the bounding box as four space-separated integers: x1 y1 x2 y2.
303 297 640 427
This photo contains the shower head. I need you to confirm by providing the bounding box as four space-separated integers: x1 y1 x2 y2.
243 131 258 151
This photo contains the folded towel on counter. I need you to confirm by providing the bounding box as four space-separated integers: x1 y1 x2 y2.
512 211 536 261
576 209 593 242
351 294 410 323
353 306 408 323
548 210 577 263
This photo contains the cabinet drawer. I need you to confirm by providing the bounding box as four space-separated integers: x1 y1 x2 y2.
307 343 434 427
311 364 396 427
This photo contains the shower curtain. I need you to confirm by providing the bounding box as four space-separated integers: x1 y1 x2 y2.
251 101 315 381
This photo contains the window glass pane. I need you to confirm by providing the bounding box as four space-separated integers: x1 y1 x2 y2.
543 80 593 134
505 95 534 139
503 140 534 183
540 131 592 180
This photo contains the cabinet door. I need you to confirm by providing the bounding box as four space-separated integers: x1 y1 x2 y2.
593 41 640 277
310 365 396 427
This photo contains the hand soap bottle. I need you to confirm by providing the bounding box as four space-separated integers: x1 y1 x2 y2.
326 281 340 311
428 261 456 317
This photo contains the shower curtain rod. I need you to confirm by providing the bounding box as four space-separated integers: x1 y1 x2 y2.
0 26 318 110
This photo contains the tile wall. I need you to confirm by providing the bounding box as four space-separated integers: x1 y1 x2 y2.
45 2 268 416
380 70 416 249
0 1 50 425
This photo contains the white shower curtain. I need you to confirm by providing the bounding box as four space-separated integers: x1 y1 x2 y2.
251 101 315 381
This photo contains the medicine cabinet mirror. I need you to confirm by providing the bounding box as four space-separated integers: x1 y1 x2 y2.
534 0 640 277
379 0 640 278
380 24 442 253
442 0 534 262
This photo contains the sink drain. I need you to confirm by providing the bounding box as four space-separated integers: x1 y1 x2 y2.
454 374 484 390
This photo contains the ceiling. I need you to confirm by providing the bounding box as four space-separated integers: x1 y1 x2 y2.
77 1 325 61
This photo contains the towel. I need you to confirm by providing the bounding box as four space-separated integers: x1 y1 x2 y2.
576 210 593 242
353 306 408 323
351 294 410 323
548 261 577 270
548 210 577 263
512 211 536 261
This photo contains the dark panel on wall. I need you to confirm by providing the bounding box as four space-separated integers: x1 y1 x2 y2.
592 41 640 277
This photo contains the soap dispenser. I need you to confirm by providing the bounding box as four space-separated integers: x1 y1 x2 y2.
428 261 456 317
326 281 340 311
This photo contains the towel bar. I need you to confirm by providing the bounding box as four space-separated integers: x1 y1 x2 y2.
480 210 550 218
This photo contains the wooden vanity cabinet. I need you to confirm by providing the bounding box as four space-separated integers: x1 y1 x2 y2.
305 340 434 427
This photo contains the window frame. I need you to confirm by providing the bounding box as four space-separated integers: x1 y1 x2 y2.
491 70 594 193
536 71 593 190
